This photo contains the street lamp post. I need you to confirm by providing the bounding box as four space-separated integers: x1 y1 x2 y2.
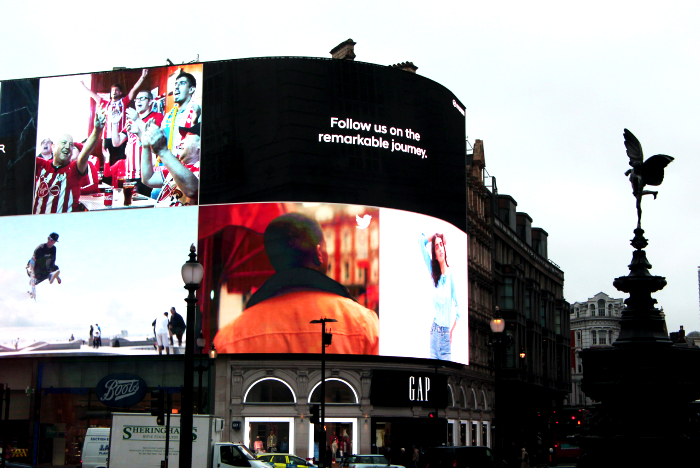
179 244 204 468
489 306 510 458
194 346 217 414
310 318 337 468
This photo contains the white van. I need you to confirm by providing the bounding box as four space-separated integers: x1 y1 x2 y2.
82 428 110 468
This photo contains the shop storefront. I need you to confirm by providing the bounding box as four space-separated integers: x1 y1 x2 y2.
0 356 213 467
216 357 493 461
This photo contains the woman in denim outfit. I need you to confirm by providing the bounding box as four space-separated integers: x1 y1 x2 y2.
419 233 460 360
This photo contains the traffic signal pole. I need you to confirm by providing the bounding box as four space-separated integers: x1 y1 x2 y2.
164 393 171 468
321 321 326 468
310 318 337 468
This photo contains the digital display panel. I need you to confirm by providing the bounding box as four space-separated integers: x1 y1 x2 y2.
0 208 198 351
0 79 39 216
0 58 467 364
199 202 468 364
33 64 202 215
199 58 467 232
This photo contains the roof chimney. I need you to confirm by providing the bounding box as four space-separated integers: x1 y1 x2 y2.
330 39 357 60
391 62 418 73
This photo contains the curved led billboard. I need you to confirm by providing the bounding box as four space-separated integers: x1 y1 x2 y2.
0 58 468 364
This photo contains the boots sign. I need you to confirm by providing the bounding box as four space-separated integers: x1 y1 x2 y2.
96 373 147 408
370 371 447 408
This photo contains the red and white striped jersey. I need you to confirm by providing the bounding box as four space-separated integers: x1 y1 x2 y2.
100 96 131 139
122 112 163 179
79 157 100 194
156 161 200 208
33 158 85 214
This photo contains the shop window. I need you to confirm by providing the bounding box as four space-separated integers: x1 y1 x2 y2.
248 420 291 454
460 422 468 446
244 378 296 404
309 378 357 404
482 422 489 448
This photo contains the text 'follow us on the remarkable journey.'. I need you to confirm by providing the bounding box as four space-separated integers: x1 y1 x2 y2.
318 117 428 159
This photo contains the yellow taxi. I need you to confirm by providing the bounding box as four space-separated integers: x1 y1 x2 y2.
257 453 317 468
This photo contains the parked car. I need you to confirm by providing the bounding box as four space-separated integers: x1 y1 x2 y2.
341 454 404 468
424 446 504 468
257 453 316 468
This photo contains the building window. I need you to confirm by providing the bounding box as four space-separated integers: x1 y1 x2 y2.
599 331 607 345
244 378 296 403
597 299 606 317
309 378 358 404
458 388 467 409
540 299 546 327
555 310 561 334
525 290 532 320
500 278 514 309
591 331 597 345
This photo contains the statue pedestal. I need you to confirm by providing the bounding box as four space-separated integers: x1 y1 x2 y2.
579 230 700 465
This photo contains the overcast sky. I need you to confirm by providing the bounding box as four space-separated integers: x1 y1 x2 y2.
2 1 698 333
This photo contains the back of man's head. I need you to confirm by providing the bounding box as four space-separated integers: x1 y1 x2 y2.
264 213 324 272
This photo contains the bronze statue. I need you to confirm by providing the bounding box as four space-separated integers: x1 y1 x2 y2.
624 129 673 229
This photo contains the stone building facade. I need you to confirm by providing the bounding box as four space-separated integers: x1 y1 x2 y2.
569 292 623 406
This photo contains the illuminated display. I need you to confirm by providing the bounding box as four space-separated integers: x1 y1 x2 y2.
199 202 468 365
33 64 203 215
0 58 467 364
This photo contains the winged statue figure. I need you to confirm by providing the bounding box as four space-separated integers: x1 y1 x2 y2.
624 129 674 229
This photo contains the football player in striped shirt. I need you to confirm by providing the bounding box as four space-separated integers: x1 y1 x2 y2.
32 105 107 214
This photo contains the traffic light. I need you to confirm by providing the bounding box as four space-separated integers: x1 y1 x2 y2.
310 405 321 424
428 412 437 418
150 390 165 425
323 331 333 346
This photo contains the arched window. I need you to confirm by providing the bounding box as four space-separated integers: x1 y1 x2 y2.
308 378 358 404
447 385 455 407
482 390 488 411
244 378 296 403
458 387 467 408
597 299 606 317
471 389 479 410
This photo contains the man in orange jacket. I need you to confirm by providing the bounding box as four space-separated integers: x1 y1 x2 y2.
214 213 379 355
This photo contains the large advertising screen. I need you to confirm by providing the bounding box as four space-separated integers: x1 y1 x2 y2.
0 58 468 364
